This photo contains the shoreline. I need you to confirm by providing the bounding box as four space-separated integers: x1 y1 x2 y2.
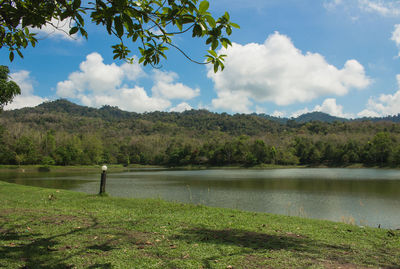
0 163 398 173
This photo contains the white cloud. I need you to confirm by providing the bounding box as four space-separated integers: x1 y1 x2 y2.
208 32 371 113
152 70 200 100
56 52 198 112
314 98 353 118
291 98 353 118
79 86 171 113
170 102 193 112
324 0 343 10
359 0 400 16
4 71 48 110
211 91 252 113
57 53 128 97
391 24 400 57
291 107 311 118
323 0 400 17
30 18 82 42
272 110 286 118
357 74 400 117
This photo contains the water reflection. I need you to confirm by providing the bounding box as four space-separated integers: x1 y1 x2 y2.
1 168 400 229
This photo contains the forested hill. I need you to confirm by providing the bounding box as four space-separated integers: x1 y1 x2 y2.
294 112 349 123
4 99 400 126
1 99 286 136
1 99 400 167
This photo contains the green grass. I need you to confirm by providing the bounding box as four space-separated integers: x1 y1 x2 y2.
0 181 399 268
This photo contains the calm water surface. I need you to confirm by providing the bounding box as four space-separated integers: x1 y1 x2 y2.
1 168 400 229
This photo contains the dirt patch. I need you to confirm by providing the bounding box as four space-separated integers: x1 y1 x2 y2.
284 232 307 239
39 214 91 226
320 260 370 269
241 255 272 269
0 208 46 216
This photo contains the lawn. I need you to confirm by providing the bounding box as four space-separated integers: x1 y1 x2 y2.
0 181 399 268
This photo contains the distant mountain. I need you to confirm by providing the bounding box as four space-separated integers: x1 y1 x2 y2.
1 99 284 136
355 114 400 123
4 99 400 125
293 112 349 123
252 113 288 124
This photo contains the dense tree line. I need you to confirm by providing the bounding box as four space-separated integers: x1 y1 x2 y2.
1 100 400 167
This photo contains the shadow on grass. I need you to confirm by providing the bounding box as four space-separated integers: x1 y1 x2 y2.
173 226 398 268
87 263 112 268
0 215 101 268
174 226 342 251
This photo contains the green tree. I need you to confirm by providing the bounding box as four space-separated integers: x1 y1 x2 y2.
0 65 21 110
14 136 39 164
371 132 394 165
81 134 103 164
1 0 239 72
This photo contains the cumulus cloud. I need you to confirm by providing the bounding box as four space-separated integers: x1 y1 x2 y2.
4 71 48 110
391 25 400 57
272 110 286 118
291 98 353 118
208 32 371 113
79 86 171 113
357 74 400 117
314 98 353 118
152 70 200 100
56 52 199 112
170 102 193 112
30 18 82 41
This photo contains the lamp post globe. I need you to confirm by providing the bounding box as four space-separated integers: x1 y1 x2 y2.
102 165 108 172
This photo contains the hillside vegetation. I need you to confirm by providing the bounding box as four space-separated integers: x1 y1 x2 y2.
1 99 400 167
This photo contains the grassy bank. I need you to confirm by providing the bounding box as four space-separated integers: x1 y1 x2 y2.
0 181 399 268
0 165 128 174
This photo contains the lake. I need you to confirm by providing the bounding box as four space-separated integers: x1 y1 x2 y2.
1 168 400 229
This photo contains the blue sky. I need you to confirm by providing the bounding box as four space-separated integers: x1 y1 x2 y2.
2 0 400 118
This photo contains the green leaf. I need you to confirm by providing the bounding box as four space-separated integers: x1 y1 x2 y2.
176 20 183 32
224 12 230 20
114 16 124 38
219 61 225 71
230 22 240 29
16 50 23 59
76 13 85 26
69 27 79 35
73 0 81 10
79 28 88 39
205 15 216 28
9 51 14 62
226 26 232 35
207 50 218 58
214 62 219 73
132 33 139 42
122 14 133 32
199 1 209 14
211 39 218 50
192 24 202 37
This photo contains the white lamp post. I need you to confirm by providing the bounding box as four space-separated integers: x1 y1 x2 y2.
99 165 107 194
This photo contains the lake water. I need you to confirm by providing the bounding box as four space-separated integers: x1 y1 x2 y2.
1 168 400 229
